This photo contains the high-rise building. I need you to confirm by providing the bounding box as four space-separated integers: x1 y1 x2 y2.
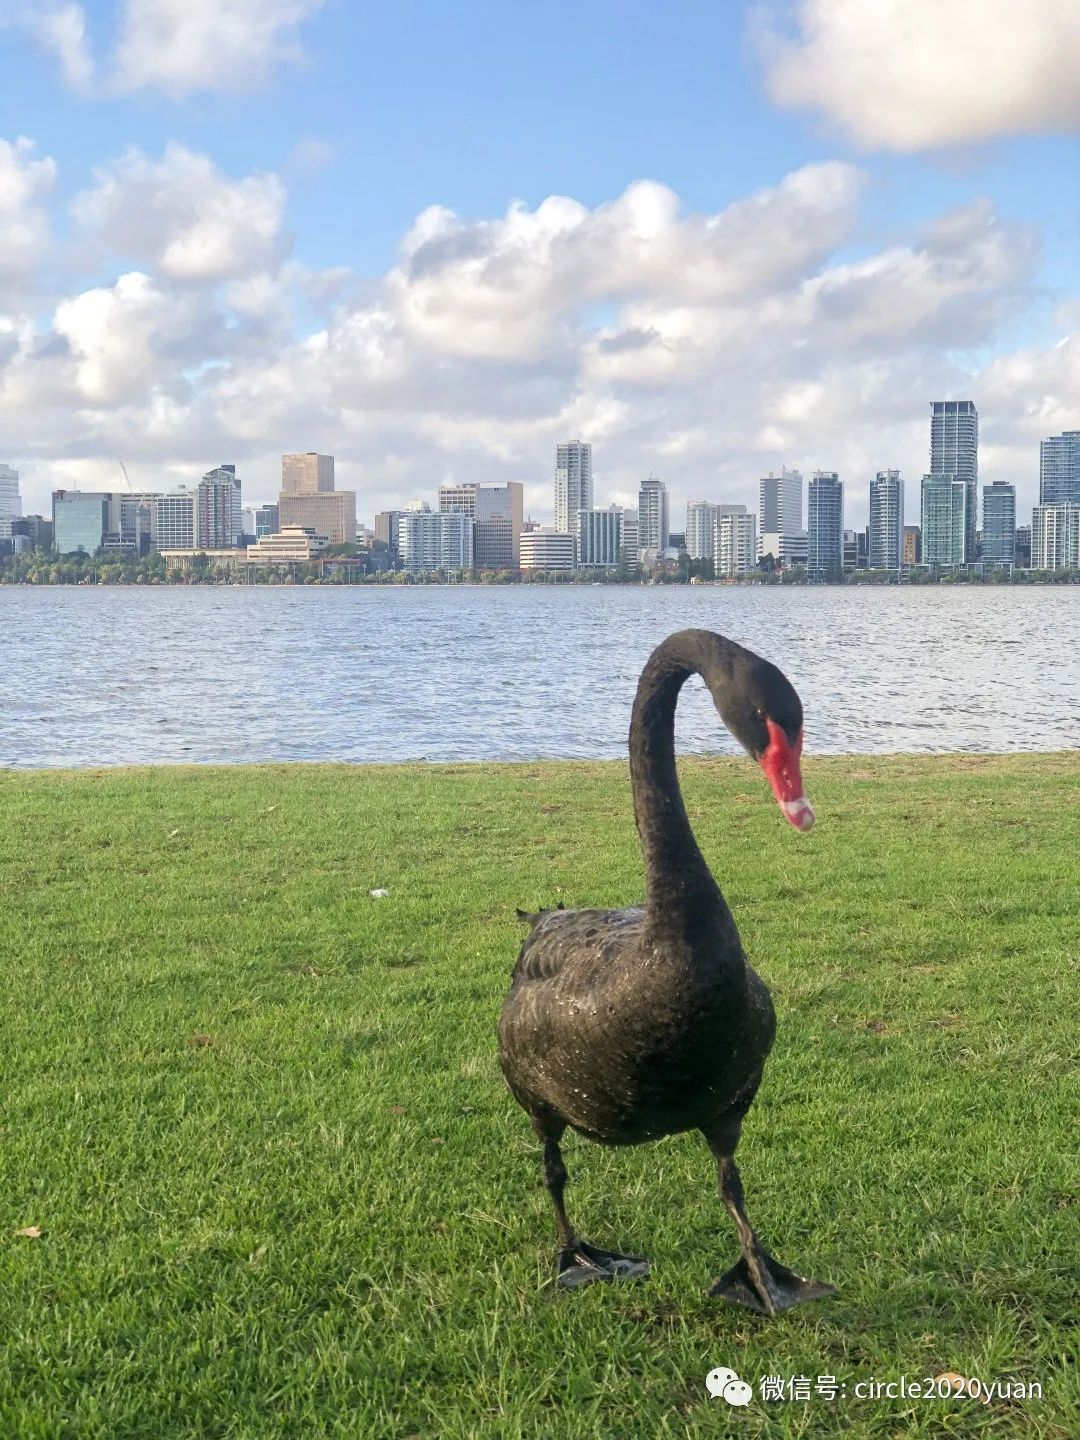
398 507 474 572
981 482 1016 565
868 469 904 571
554 442 593 538
279 488 356 544
807 471 843 580
920 472 971 566
930 401 978 559
759 467 803 534
437 483 477 514
519 528 575 571
110 490 163 551
281 453 335 495
716 512 757 577
902 526 922 566
52 491 109 555
685 501 716 561
153 490 196 550
578 507 625 568
439 481 523 567
684 502 743 561
1031 505 1080 571
278 453 355 545
1015 524 1031 568
476 483 523 567
195 465 242 549
280 490 356 546
0 463 22 538
637 476 669 555
10 514 52 551
113 494 153 554
254 503 279 538
758 468 805 568
1039 430 1080 506
621 511 639 565
374 510 402 557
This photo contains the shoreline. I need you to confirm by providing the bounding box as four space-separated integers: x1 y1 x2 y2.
3 750 1078 780
3 573 1080 588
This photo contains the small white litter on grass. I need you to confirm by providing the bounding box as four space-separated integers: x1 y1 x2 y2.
369 888 390 898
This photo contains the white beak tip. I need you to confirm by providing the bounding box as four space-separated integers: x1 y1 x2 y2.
782 797 815 832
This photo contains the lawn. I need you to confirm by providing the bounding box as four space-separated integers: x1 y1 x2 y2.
1 753 1077 1438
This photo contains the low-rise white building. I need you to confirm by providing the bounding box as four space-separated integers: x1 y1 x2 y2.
519 528 575 571
757 529 807 569
243 525 329 565
152 490 196 550
398 506 474 572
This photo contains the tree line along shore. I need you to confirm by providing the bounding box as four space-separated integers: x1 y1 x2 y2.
2 549 1078 587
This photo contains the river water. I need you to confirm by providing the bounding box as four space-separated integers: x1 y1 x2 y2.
2 585 1077 767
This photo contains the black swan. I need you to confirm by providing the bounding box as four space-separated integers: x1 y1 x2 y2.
498 629 835 1315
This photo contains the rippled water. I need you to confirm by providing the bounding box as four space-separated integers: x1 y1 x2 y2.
2 585 1077 767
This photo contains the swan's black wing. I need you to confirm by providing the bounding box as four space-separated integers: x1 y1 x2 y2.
508 905 645 986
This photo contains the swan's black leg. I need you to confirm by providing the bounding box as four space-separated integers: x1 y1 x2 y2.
531 1114 650 1289
703 1125 835 1316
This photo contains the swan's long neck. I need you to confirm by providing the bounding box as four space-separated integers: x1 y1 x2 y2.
629 632 734 926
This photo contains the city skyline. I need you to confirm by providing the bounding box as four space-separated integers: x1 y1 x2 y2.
9 411 1078 545
1 6 1078 532
8 410 1080 570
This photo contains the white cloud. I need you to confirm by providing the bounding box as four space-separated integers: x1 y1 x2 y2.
2 158 1075 531
28 3 93 88
111 0 324 97
390 163 861 359
0 136 57 284
760 0 1080 150
53 271 222 403
0 3 93 89
71 144 286 283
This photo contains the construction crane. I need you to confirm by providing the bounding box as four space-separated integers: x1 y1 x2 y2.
117 460 133 491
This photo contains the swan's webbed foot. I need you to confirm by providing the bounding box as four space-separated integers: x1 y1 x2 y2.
709 1248 836 1315
702 1130 836 1318
556 1240 651 1289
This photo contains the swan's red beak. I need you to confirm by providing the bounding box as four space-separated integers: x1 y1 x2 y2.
760 720 814 832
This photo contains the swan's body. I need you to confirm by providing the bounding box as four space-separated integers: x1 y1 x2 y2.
498 629 834 1313
503 904 774 1146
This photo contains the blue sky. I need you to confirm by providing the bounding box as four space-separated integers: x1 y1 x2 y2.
1 0 1078 521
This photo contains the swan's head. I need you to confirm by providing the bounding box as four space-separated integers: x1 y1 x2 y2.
713 651 814 833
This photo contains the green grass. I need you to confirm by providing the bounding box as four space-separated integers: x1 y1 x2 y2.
1 753 1077 1439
